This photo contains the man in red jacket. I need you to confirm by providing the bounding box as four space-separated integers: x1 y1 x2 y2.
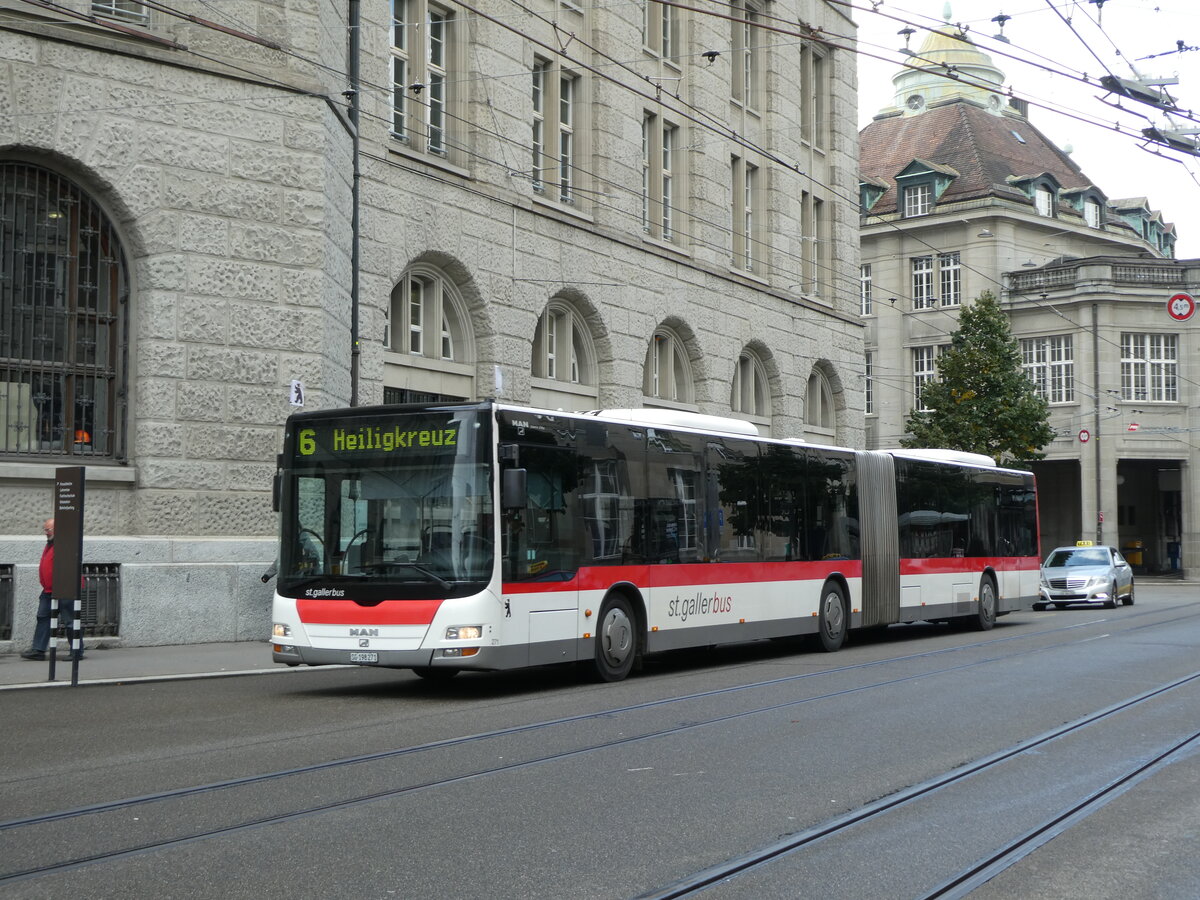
20 518 80 661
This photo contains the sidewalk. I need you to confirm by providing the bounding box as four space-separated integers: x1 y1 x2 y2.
0 641 289 689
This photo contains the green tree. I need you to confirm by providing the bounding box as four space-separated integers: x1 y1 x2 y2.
901 291 1055 464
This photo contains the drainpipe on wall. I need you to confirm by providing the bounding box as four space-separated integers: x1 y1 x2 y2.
1093 303 1102 544
348 0 362 406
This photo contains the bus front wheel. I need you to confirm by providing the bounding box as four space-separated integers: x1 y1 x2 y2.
593 594 638 682
817 582 848 652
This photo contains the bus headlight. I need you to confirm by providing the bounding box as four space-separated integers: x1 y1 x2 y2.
446 625 482 640
273 623 292 638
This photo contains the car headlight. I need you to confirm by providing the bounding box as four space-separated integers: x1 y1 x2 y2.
445 625 483 640
273 623 292 638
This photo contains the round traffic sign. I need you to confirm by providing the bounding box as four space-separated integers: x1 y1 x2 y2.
1167 291 1196 322
1079 429 1090 443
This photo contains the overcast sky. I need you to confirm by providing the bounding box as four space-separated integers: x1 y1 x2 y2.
852 0 1200 257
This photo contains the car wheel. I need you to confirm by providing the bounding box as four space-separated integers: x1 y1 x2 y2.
1054 603 1067 610
1105 581 1120 609
1126 581 1135 605
1032 602 1046 611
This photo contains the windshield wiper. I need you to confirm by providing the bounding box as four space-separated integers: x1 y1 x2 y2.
377 563 454 590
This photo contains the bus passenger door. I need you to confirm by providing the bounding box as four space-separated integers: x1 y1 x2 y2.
502 443 580 666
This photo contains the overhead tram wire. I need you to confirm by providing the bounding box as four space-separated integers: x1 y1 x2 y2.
832 0 1200 131
1 9 859 303
13 0 1194 363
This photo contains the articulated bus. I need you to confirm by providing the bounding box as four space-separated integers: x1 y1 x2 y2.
270 401 1039 681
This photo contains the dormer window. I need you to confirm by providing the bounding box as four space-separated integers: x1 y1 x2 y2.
859 179 886 213
1084 199 1101 228
1035 186 1054 217
904 183 931 217
1010 173 1062 218
894 160 958 219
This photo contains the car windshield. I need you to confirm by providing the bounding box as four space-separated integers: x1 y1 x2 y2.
1046 548 1109 567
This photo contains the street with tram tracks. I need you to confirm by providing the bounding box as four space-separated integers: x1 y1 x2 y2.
2 583 1198 898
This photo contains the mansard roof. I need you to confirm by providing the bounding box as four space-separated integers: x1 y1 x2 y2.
859 100 1092 216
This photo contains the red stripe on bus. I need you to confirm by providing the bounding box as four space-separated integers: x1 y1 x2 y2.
297 598 443 625
503 559 863 593
899 557 1040 575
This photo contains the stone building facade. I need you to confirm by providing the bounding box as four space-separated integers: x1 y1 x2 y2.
0 0 863 646
859 23 1198 576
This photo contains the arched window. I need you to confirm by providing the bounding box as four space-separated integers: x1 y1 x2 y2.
730 349 771 428
643 327 694 406
805 366 836 439
0 162 128 459
384 264 474 401
530 298 598 411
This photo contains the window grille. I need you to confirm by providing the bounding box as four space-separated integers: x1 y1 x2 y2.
1 163 129 460
53 563 121 637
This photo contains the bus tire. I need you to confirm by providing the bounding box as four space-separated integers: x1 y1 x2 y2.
412 666 459 681
817 581 848 652
594 593 638 682
972 575 997 631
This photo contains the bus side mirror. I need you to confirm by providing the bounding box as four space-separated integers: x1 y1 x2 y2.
502 468 527 511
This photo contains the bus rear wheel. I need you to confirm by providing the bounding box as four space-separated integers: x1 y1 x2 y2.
593 594 638 682
817 581 848 652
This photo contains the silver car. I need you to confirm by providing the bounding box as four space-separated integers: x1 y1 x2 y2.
1035 545 1135 610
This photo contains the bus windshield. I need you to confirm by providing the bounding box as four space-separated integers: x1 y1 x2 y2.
278 407 493 599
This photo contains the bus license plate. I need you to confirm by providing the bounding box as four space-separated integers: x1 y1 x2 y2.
350 652 378 663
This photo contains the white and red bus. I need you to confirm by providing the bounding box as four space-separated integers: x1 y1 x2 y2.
270 402 1039 681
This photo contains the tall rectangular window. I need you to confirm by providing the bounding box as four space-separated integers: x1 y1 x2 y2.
1122 333 1178 402
643 114 680 241
531 59 579 205
904 183 931 217
799 44 828 148
911 256 934 309
938 252 961 306
643 0 677 58
913 345 946 412
427 7 448 153
1085 199 1101 228
391 0 455 157
1021 336 1074 403
558 73 575 203
860 264 872 315
732 156 759 271
865 351 874 415
732 0 761 108
531 59 547 189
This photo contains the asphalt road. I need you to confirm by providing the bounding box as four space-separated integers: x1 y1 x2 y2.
2 584 1198 899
